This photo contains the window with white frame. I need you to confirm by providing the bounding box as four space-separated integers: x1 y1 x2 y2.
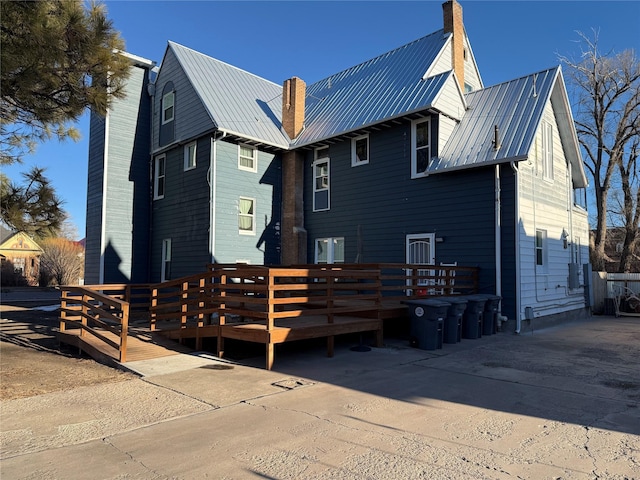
535 229 547 269
162 91 175 124
154 155 166 200
238 144 257 172
161 238 171 282
315 237 345 264
411 118 430 178
238 197 255 234
351 134 369 166
184 141 196 171
313 147 330 211
542 121 554 181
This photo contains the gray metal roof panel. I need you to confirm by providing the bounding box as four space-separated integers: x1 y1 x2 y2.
168 42 290 148
430 67 559 173
295 30 449 146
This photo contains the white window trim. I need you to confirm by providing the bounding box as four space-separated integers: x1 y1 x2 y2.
161 238 171 282
313 153 330 212
535 229 548 272
162 91 175 125
184 141 197 171
411 118 431 179
314 237 345 264
154 155 166 200
351 134 369 167
238 144 257 173
542 121 554 182
238 196 256 235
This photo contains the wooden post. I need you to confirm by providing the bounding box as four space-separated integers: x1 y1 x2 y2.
327 272 335 357
180 281 189 344
150 287 158 331
59 289 68 333
120 303 129 363
81 294 88 337
217 272 227 359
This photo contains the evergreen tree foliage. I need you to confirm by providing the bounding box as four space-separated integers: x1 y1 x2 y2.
0 0 130 164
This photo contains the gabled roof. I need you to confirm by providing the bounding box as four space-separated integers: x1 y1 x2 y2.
0 230 43 253
167 42 290 148
430 66 588 188
295 30 452 146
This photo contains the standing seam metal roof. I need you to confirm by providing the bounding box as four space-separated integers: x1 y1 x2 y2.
294 30 451 146
430 67 560 173
168 42 290 148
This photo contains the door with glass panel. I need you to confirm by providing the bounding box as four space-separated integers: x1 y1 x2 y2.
406 234 435 293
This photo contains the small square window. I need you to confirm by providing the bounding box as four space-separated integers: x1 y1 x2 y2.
184 142 196 171
239 197 255 234
351 134 369 166
162 91 174 124
238 144 257 172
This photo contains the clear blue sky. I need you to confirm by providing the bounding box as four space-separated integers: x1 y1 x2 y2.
4 0 639 239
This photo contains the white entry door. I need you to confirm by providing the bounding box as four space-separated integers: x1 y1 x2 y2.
406 233 435 292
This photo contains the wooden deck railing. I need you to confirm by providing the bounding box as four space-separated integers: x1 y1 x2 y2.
59 286 130 362
290 263 479 298
148 271 220 348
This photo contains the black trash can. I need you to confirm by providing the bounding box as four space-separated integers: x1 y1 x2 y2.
404 299 450 350
474 294 501 335
459 295 486 339
440 296 467 344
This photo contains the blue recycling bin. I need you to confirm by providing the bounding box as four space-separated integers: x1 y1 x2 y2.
440 296 467 343
404 299 450 350
459 295 486 339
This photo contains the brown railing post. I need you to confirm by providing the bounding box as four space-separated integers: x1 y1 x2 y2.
326 271 335 357
81 294 88 337
120 303 129 363
59 289 68 333
217 272 227 359
266 269 276 370
150 287 158 331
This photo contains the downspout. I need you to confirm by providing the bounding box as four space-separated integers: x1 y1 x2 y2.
510 161 521 333
495 163 502 307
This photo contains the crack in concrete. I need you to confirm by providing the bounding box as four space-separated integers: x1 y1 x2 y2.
102 437 169 479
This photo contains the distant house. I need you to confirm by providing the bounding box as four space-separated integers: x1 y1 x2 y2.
85 0 591 329
0 227 43 286
593 228 640 273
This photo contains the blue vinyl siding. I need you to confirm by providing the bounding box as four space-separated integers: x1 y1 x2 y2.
151 137 211 281
304 121 498 292
213 140 281 265
85 112 106 284
85 64 151 284
152 48 214 151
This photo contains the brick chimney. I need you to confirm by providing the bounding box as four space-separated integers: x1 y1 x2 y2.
282 77 306 139
442 0 465 91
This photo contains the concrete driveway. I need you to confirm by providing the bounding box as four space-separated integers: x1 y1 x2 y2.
1 313 639 479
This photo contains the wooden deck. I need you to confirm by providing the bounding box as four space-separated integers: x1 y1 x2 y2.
58 263 479 371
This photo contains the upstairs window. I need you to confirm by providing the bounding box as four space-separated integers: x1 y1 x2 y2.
162 91 175 124
238 144 257 172
238 197 255 235
411 118 430 178
541 121 554 181
184 141 196 171
154 155 166 200
351 134 369 166
313 147 330 212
